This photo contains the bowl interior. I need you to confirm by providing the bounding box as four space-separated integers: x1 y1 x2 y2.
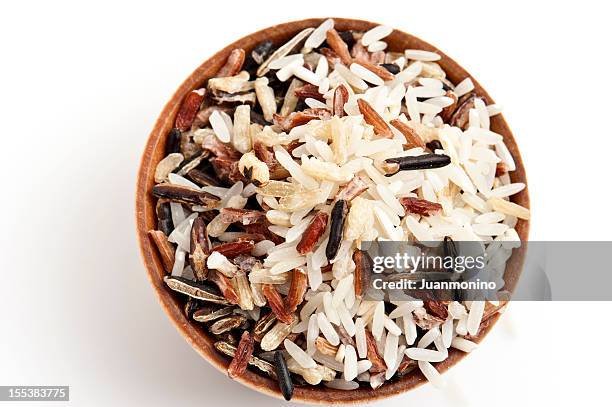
136 17 530 404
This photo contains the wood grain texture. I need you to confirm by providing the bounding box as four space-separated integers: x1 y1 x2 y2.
135 17 530 404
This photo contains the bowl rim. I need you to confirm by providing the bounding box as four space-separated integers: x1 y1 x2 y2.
135 17 531 404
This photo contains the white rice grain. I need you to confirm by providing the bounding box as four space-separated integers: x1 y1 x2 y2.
383 333 399 369
454 77 474 98
418 326 441 348
488 197 530 220
350 63 385 86
475 212 506 224
168 213 198 251
305 18 334 49
404 49 441 62
252 240 275 257
284 339 317 368
270 257 307 275
466 300 485 336
357 360 373 375
273 145 319 190
495 141 516 171
318 77 330 94
404 216 434 241
361 25 393 46
367 41 388 52
405 86 420 122
269 54 304 70
276 58 304 82
405 347 447 362
306 255 323 291
451 337 478 353
209 110 232 143
467 127 504 144
487 104 503 116
474 98 490 129
402 314 418 345
383 316 403 336
323 292 341 325
418 360 446 389
306 315 319 356
168 173 201 190
472 223 509 236
317 312 340 346
325 379 359 390
395 62 422 84
169 201 186 227
372 301 385 340
314 56 329 77
385 345 406 380
461 192 489 213
338 303 356 337
335 344 346 362
343 345 358 381
171 248 186 277
488 182 525 198
376 184 405 216
332 274 354 306
292 66 321 86
334 63 368 91
207 251 238 276
305 97 329 109
300 292 324 321
355 318 367 358
441 318 454 348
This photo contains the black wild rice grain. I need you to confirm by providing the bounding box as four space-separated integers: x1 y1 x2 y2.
249 110 268 126
190 216 211 281
443 236 466 300
155 201 173 236
165 128 181 155
338 30 355 49
152 184 220 207
381 63 400 75
385 154 451 173
251 40 275 65
273 350 294 401
176 152 208 176
253 312 277 341
215 341 278 378
242 40 275 76
326 199 348 260
441 78 454 92
184 298 201 319
265 71 291 99
294 98 308 113
209 315 248 335
163 276 231 305
443 236 457 260
353 249 373 298
192 305 233 323
426 140 443 152
179 132 203 161
187 168 221 187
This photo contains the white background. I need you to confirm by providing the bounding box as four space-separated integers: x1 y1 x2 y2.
1 1 609 405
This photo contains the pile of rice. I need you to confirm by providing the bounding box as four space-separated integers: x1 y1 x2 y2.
149 18 529 396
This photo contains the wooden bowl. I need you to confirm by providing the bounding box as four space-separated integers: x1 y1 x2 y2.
136 17 530 404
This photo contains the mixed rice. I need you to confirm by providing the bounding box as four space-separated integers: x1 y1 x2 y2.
148 19 529 399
